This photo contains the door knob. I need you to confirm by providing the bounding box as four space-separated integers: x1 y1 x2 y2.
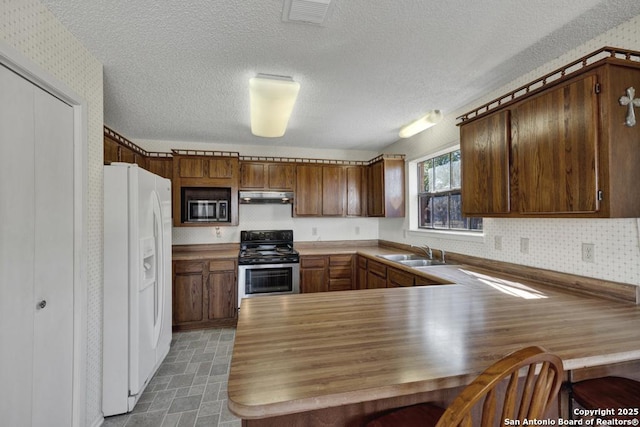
37 300 47 309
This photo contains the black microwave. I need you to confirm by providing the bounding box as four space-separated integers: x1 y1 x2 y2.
187 200 228 222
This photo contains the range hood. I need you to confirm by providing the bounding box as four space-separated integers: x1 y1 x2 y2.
239 191 294 204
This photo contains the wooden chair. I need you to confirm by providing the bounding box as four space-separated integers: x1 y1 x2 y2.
571 376 640 419
366 346 564 427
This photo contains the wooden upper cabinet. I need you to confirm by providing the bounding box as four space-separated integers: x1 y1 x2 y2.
146 157 173 180
512 74 599 215
178 157 205 178
209 158 235 179
268 163 295 190
239 161 295 190
103 131 147 169
459 55 640 218
322 166 346 216
460 110 511 215
295 164 369 217
104 136 120 165
367 158 405 217
346 166 365 216
295 164 323 216
172 153 239 226
239 162 265 188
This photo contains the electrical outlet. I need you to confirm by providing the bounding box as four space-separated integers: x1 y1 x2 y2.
520 237 529 254
355 226 360 235
312 227 317 236
582 243 595 263
494 236 503 251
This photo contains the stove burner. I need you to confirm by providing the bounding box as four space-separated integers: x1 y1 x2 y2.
239 230 299 265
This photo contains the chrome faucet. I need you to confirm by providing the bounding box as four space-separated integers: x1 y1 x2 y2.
411 244 433 260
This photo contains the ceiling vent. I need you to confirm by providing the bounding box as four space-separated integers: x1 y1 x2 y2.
282 0 333 26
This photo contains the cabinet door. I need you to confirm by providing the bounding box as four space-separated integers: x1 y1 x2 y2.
346 166 364 216
300 256 328 293
207 271 236 320
357 256 368 290
173 262 205 324
322 166 345 216
387 267 414 288
295 165 323 216
366 260 387 289
178 157 205 178
329 254 354 291
268 163 295 190
367 161 384 216
147 157 173 180
460 110 511 215
240 162 266 189
209 158 235 179
103 136 120 164
512 75 599 214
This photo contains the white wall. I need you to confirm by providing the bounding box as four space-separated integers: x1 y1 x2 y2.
381 13 640 287
1 1 104 426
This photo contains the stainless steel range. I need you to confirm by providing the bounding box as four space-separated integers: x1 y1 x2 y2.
237 230 300 308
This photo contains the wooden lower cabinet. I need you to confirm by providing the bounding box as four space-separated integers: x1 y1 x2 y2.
173 258 237 331
300 256 329 293
173 261 205 324
357 256 368 290
303 254 447 294
301 255 355 293
366 260 388 289
329 255 354 291
387 267 414 288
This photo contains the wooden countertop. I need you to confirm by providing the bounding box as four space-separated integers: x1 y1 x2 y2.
227 265 640 419
172 243 239 261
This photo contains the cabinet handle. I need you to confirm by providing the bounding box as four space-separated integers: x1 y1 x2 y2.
37 300 47 310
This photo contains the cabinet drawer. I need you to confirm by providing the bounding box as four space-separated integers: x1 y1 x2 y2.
174 261 205 274
209 259 236 272
301 256 327 268
388 268 414 287
367 260 387 278
329 254 353 266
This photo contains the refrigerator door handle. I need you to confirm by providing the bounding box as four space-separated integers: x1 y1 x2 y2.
151 190 164 349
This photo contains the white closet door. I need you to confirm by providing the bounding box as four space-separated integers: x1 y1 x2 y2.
0 63 74 426
32 79 74 426
0 63 37 427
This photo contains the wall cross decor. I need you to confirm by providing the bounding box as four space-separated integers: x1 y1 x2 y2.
619 87 640 127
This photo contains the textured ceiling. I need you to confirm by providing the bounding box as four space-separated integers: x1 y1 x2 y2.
40 0 640 151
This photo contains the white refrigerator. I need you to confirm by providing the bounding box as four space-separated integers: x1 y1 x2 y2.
103 163 172 416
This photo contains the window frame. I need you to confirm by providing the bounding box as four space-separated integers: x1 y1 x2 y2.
407 145 483 240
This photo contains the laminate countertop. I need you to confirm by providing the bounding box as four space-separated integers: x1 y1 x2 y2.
227 264 640 420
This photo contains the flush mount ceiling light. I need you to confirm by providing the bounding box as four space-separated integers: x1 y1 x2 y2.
398 110 444 138
250 74 301 138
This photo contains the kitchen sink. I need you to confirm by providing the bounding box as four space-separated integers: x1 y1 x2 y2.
377 254 428 261
398 259 446 267
377 253 455 268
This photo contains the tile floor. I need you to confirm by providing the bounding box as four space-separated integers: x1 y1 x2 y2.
103 328 241 427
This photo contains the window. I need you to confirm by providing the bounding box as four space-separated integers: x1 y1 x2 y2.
418 149 482 231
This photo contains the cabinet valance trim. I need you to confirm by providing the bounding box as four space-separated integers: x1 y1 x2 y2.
457 46 640 124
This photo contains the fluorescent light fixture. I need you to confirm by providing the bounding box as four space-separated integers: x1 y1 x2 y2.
398 109 443 138
250 74 300 138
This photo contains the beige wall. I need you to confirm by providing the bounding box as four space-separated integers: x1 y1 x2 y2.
1 1 104 425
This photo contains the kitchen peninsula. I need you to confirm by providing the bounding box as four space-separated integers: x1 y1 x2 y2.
227 264 640 427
